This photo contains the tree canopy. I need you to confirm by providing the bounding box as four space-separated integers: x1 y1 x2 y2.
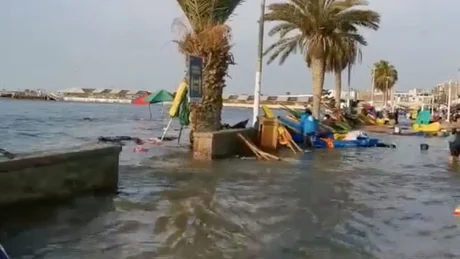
373 60 398 92
173 0 245 60
263 0 380 118
263 0 380 65
176 0 245 32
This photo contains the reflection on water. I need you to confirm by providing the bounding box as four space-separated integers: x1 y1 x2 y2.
2 100 460 258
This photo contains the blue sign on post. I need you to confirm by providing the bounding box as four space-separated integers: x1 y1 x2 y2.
188 55 203 103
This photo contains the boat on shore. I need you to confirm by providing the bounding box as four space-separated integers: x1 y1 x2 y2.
277 116 384 148
260 104 390 149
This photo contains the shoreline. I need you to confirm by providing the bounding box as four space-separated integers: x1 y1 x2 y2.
0 96 306 109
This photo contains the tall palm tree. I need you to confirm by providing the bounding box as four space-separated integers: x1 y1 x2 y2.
174 0 245 145
373 60 398 106
311 38 362 109
263 0 380 118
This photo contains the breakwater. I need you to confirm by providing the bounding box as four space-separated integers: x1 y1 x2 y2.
1 91 310 108
0 91 58 101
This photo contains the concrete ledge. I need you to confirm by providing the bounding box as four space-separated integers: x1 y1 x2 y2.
193 128 257 160
0 144 122 207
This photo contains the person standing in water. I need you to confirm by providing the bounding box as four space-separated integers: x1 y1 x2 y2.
299 108 318 148
447 128 460 163
394 108 399 125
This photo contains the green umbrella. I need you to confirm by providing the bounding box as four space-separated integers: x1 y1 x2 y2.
144 90 173 119
144 89 173 103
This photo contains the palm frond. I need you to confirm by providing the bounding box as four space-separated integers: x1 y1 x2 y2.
335 9 380 31
373 60 398 90
268 23 298 38
325 36 362 73
264 0 380 65
175 0 245 32
264 3 308 32
264 35 302 65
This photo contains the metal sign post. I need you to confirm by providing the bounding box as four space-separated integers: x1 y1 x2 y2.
448 80 452 122
188 56 203 103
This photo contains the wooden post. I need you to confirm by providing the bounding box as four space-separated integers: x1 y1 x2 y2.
148 104 152 119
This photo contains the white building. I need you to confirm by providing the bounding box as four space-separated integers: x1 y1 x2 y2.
326 89 358 100
394 88 433 105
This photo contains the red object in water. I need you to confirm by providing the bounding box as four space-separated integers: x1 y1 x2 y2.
132 93 149 105
454 206 460 216
133 146 148 152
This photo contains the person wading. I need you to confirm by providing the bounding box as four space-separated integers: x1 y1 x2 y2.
299 108 318 148
447 128 460 163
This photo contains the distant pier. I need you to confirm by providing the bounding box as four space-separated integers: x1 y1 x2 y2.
0 90 312 108
0 90 60 101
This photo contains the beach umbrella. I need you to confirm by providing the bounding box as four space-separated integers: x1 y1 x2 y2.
144 90 173 119
132 92 150 105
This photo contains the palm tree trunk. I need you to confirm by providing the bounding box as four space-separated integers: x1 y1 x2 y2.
334 71 342 109
386 89 389 108
189 52 227 146
390 87 394 111
383 87 387 107
310 58 326 119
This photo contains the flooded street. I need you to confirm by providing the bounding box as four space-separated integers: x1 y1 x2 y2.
1 100 460 258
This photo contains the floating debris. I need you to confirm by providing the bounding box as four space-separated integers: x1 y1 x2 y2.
454 205 460 216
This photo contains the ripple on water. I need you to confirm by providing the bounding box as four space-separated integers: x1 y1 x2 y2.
3 101 460 258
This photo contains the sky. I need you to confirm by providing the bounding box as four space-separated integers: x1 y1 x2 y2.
0 0 459 95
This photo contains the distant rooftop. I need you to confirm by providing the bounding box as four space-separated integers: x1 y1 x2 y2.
57 88 150 95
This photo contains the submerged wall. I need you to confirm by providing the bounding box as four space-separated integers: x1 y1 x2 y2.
0 144 122 207
193 128 257 160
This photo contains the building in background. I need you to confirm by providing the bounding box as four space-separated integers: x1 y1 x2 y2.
54 88 151 104
431 81 460 104
324 89 358 101
57 88 150 100
357 88 434 107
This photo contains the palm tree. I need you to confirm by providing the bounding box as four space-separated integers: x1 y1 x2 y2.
330 39 362 109
311 38 362 109
173 0 245 144
263 0 380 118
373 60 398 106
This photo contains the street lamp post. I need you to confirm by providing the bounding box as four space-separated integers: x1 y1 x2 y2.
448 80 452 123
370 68 375 106
390 83 395 112
457 68 460 101
346 65 352 113
252 0 266 127
385 78 389 108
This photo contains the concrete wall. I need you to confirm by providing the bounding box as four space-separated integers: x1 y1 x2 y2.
0 144 122 207
193 128 258 160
